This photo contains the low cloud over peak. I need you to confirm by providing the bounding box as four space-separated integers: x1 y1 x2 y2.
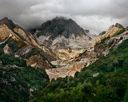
0 0 128 34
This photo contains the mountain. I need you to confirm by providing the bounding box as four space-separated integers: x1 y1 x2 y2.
0 49 49 102
0 17 57 70
37 17 87 39
0 17 127 80
45 23 128 80
93 23 125 46
31 28 128 102
35 17 92 49
0 17 16 29
0 16 128 102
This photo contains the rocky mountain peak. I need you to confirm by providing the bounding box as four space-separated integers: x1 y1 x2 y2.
0 17 58 70
0 17 16 29
115 23 124 28
93 23 125 46
37 17 87 39
108 23 124 30
36 17 91 49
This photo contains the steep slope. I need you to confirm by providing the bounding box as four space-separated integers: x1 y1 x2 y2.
93 23 125 46
0 17 128 102
0 48 49 102
31 34 128 102
45 23 128 80
0 18 52 102
37 17 87 39
0 17 57 69
35 17 92 49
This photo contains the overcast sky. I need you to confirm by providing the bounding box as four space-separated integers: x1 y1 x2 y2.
0 0 128 34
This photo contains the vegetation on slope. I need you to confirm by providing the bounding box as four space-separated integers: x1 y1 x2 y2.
0 48 49 102
30 39 128 102
124 84 128 102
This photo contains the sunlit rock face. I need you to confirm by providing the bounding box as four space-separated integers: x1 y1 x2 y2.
44 23 128 80
35 17 92 50
0 17 55 70
27 18 128 80
33 17 94 68
92 23 125 46
1 17 128 80
3 44 12 55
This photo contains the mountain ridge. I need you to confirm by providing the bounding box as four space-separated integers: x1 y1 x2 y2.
35 17 91 49
0 16 128 102
0 17 58 69
37 17 87 38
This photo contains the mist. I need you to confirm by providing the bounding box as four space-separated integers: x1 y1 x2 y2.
0 0 128 34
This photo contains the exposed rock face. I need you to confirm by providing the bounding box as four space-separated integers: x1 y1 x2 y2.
26 55 52 69
37 17 86 39
33 17 94 70
92 23 125 46
0 24 14 41
94 31 128 56
45 23 128 80
115 23 124 28
3 44 12 55
55 48 85 60
0 17 16 29
0 17 56 69
46 62 85 80
1 17 128 80
35 17 92 49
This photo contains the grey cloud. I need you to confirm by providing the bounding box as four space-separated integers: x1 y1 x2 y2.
0 0 128 34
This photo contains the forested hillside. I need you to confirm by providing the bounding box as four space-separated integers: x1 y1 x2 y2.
30 39 128 102
0 46 49 102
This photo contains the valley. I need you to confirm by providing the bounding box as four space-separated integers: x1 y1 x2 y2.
0 17 128 102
